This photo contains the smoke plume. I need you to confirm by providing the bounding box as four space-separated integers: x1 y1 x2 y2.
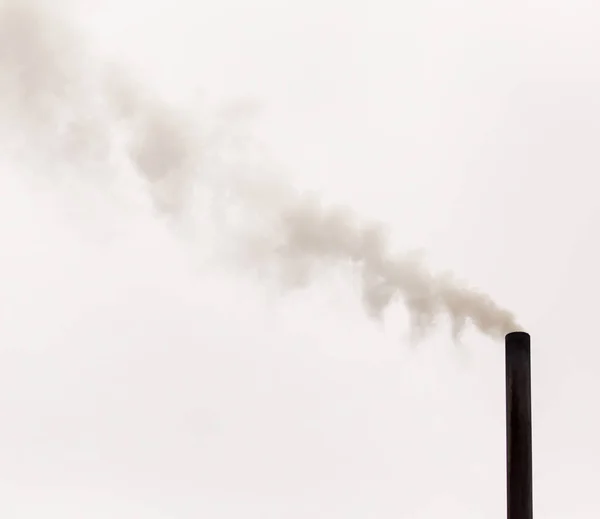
0 0 520 341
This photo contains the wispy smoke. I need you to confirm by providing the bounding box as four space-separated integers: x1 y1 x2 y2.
0 0 521 341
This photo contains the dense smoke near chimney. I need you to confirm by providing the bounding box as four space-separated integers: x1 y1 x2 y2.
0 0 520 340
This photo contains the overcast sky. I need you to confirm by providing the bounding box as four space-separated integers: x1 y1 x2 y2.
0 0 599 517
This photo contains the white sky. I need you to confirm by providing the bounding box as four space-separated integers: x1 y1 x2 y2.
1 0 599 517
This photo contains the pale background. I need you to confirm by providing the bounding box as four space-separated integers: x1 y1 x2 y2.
0 0 598 517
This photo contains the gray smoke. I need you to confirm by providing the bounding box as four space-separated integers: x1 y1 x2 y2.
0 0 521 341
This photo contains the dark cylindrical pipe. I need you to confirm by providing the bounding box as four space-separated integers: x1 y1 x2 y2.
505 331 533 519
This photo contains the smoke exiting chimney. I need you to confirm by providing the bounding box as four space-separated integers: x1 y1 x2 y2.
505 331 533 519
0 0 521 342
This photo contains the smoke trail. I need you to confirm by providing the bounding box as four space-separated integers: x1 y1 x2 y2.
0 0 520 341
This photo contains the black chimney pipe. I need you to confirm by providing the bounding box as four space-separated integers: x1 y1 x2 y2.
505 331 533 519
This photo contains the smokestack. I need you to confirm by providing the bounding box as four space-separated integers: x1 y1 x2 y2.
505 331 533 519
